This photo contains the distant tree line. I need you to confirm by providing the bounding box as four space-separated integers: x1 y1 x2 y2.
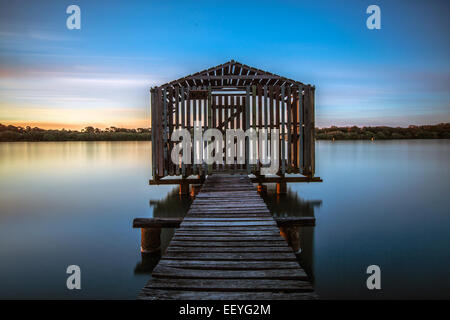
316 123 450 140
1 123 449 142
0 124 151 142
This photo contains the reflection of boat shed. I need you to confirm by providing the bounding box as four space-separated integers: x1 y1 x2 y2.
150 60 318 187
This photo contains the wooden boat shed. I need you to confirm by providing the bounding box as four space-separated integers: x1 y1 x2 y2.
150 60 320 191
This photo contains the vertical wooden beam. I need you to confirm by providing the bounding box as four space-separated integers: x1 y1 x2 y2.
213 95 217 171
276 181 287 194
238 96 243 170
268 85 273 171
187 88 192 176
303 86 313 177
281 86 286 175
311 86 316 176
168 87 174 176
223 94 231 169
252 85 257 130
279 226 300 253
192 87 197 175
257 85 263 173
181 86 186 177
207 85 212 174
246 85 251 174
217 95 222 171
151 88 156 179
179 182 189 195
201 86 207 176
275 85 281 175
252 85 257 173
156 87 164 178
229 95 234 171
218 94 223 133
258 85 263 130
292 88 298 172
175 86 180 175
163 89 168 176
140 227 161 253
307 86 313 176
286 86 292 173
298 86 304 174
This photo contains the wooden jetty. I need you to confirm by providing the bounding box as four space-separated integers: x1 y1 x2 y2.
137 60 320 299
137 174 316 300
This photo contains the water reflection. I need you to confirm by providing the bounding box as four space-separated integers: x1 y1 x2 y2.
261 186 322 281
134 188 194 274
1 141 448 298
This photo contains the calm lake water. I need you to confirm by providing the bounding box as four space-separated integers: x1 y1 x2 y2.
0 140 449 299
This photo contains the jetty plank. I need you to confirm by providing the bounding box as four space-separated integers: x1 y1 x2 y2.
138 174 315 300
152 266 309 280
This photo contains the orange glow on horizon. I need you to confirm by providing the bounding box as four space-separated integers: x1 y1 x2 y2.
0 120 150 130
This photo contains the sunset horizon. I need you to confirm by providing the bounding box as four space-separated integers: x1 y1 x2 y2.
1 119 449 131
1 1 449 130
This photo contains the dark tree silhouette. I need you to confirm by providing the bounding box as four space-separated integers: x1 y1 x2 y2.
0 123 449 142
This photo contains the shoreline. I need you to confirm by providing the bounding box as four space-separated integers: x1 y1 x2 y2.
1 138 449 143
1 123 449 142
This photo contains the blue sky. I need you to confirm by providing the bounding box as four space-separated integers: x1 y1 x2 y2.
0 0 449 128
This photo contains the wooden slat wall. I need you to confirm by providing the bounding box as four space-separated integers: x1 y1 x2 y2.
298 86 304 174
151 89 156 178
175 87 180 175
157 87 164 177
303 87 311 177
292 88 298 172
286 86 292 173
151 85 315 179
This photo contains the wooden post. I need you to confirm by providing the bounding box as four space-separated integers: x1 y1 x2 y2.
180 86 186 177
163 89 168 176
179 183 189 195
245 85 250 174
279 226 301 253
281 86 285 174
207 85 212 174
190 184 202 197
134 251 161 274
276 181 287 194
257 183 267 194
150 88 156 179
298 86 304 174
140 227 161 253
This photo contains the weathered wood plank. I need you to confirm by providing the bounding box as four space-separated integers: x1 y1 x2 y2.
174 230 281 236
152 266 308 280
158 259 300 270
183 217 273 221
139 289 316 300
144 278 313 292
166 246 292 253
176 227 278 231
180 221 276 227
172 236 285 242
168 240 289 247
162 252 297 261
188 209 271 214
133 218 182 228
